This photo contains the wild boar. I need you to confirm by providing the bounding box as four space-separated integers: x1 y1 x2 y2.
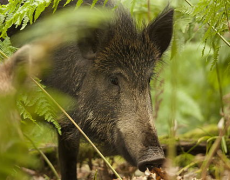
1 0 173 179
42 1 173 180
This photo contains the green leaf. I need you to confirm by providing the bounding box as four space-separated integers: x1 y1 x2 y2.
64 0 73 6
221 136 228 153
207 136 217 143
52 0 61 12
91 0 99 8
76 0 83 9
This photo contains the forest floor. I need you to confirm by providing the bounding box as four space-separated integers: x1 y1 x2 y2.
24 142 230 180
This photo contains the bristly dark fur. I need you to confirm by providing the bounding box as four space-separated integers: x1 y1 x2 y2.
92 6 173 86
94 8 160 83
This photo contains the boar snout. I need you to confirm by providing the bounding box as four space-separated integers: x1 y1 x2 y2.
138 154 165 172
137 144 165 172
116 117 165 172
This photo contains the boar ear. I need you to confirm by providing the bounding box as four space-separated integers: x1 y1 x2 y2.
78 29 99 60
146 8 174 56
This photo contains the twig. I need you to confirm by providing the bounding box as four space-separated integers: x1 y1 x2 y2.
215 62 225 116
24 134 60 180
200 133 222 179
0 49 8 59
147 0 151 22
208 23 230 48
217 150 230 170
200 118 230 178
184 0 193 7
30 77 123 180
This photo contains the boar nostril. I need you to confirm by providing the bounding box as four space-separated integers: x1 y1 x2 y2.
138 157 165 172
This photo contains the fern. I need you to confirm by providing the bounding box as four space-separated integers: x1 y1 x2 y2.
17 79 62 134
52 0 61 11
0 37 17 61
76 0 84 9
180 0 230 74
0 0 77 38
210 41 220 70
64 0 73 7
0 0 52 38
91 0 99 8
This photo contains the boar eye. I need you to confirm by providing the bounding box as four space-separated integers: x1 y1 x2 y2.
110 76 119 86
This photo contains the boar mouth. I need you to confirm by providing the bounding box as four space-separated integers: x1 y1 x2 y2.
137 146 165 172
137 155 165 172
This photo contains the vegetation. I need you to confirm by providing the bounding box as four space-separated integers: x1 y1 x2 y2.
0 0 230 179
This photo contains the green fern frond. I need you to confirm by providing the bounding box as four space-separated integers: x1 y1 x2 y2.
17 100 37 123
0 0 66 38
0 37 17 61
210 40 220 70
17 80 62 134
64 0 73 7
52 0 61 12
176 7 192 16
192 0 229 38
76 0 84 9
91 0 99 8
181 0 230 71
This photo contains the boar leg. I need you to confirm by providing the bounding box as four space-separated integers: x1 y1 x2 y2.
58 133 79 180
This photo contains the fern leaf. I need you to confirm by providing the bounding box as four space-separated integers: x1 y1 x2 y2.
17 101 37 123
103 0 109 7
76 0 83 9
20 15 29 30
91 0 99 8
0 0 53 38
17 81 62 134
64 0 73 7
52 0 61 12
210 44 220 71
0 37 17 61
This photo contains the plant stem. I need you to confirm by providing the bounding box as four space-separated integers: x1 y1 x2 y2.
147 0 151 22
0 49 8 59
208 23 230 48
24 134 60 180
177 160 199 175
215 62 224 115
31 77 122 180
184 0 193 7
200 134 222 178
